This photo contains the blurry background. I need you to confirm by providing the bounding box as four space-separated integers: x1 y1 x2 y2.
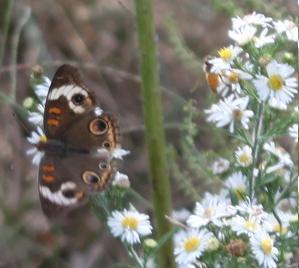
0 0 297 267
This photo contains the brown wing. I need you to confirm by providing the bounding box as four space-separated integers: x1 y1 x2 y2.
38 150 114 217
43 64 119 152
44 64 96 139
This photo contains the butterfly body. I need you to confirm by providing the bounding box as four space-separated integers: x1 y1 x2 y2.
35 64 119 217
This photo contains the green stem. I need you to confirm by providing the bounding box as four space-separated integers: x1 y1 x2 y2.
134 1 175 268
128 246 144 268
0 0 14 67
249 102 264 200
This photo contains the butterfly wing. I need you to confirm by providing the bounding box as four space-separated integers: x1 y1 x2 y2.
38 150 113 217
43 64 119 152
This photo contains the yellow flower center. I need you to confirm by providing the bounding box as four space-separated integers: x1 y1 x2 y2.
39 135 48 143
261 238 273 255
227 71 240 83
244 220 258 231
218 47 233 61
238 153 251 165
184 236 200 252
274 224 287 234
233 109 243 120
204 207 215 218
121 216 139 230
268 75 284 91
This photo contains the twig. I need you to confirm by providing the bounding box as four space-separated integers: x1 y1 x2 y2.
165 215 188 230
9 6 31 100
249 102 264 200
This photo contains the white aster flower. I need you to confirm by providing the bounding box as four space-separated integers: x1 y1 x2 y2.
209 46 242 72
225 172 247 199
107 208 152 244
288 124 298 143
235 145 253 167
237 198 266 220
273 19 298 42
205 95 254 133
28 104 45 126
112 147 130 160
232 12 273 30
210 158 230 175
264 210 292 235
229 25 257 46
174 229 212 266
27 127 47 165
268 98 287 110
254 28 275 48
250 231 278 268
112 171 130 188
253 60 297 105
230 215 262 236
172 208 191 222
187 193 230 228
263 142 293 173
222 69 252 94
33 76 51 103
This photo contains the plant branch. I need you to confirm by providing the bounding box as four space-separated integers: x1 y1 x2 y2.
249 102 264 200
134 1 175 267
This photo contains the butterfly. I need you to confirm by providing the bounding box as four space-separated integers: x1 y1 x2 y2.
34 64 120 217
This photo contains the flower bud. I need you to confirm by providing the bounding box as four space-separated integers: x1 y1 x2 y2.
23 97 35 109
207 236 220 251
259 54 272 66
112 171 130 188
143 238 158 249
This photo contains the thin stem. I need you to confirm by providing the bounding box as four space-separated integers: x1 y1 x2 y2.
128 246 144 268
0 0 14 67
9 6 31 100
127 188 153 209
249 102 264 200
134 1 175 267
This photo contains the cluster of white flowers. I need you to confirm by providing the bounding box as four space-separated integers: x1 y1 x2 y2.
204 12 298 134
173 191 295 268
175 12 298 268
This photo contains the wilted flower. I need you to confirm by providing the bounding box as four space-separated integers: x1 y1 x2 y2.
211 158 230 175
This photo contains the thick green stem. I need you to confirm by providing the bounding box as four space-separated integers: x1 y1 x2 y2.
134 1 175 268
249 102 264 200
